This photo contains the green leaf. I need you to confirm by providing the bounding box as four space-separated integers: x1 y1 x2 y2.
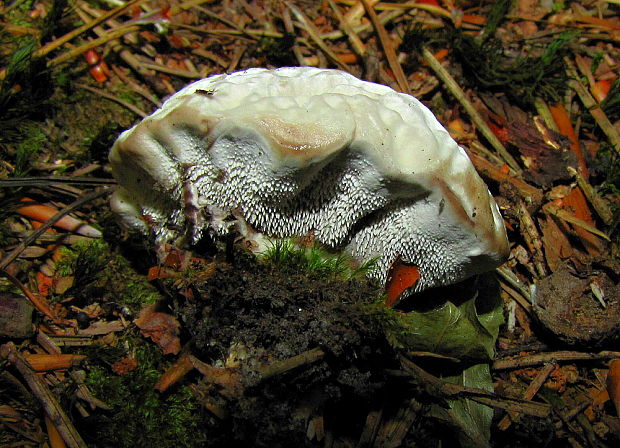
388 282 504 362
431 363 494 448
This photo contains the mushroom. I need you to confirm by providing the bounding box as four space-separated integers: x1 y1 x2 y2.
109 67 509 296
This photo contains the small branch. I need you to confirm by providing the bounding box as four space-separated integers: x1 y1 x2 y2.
137 61 204 79
35 0 146 59
543 203 610 241
568 166 614 226
497 362 556 430
516 200 547 278
48 25 141 67
75 82 148 118
397 355 551 418
327 0 367 57
566 58 620 155
467 150 542 205
0 176 115 188
361 0 410 94
0 343 88 448
496 266 533 303
422 47 522 173
256 347 325 380
287 3 352 72
493 350 620 371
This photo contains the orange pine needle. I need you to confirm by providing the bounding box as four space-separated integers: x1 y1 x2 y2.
385 258 420 307
154 353 194 392
592 79 612 103
45 416 67 448
433 48 449 62
337 52 359 64
462 14 486 25
607 359 620 416
16 198 101 238
24 354 86 371
548 103 589 178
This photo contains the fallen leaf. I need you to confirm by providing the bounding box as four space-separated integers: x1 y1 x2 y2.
111 356 138 375
135 306 181 355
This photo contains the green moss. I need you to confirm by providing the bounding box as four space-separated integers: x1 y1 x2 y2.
81 341 208 447
257 33 296 66
400 27 575 106
260 239 377 280
55 240 162 309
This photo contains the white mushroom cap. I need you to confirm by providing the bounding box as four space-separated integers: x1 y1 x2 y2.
109 67 509 295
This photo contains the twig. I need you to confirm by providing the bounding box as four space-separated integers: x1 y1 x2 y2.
35 0 145 59
496 266 533 303
361 0 410 94
256 347 325 380
516 200 547 278
48 25 141 67
192 48 230 69
422 47 522 173
227 43 247 72
467 150 542 205
0 176 115 187
282 8 307 66
501 282 533 315
111 65 162 107
327 0 366 57
397 355 551 418
0 343 87 448
497 362 556 430
72 5 167 95
543 203 610 241
566 58 620 155
287 3 352 72
169 0 217 15
334 0 451 19
568 167 614 226
173 23 282 39
0 271 69 325
493 350 620 370
74 82 148 118
130 61 203 79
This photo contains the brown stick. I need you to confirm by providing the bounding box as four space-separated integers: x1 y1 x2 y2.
468 151 542 204
361 0 410 94
422 47 522 173
1 343 88 448
35 0 145 59
74 83 148 118
493 350 620 370
566 58 620 155
497 362 556 430
516 200 547 278
47 26 140 67
397 355 551 418
256 347 325 380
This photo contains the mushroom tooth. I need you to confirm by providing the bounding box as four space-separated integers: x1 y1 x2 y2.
109 67 509 293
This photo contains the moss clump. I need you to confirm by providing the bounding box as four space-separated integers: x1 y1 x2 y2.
80 341 208 447
54 239 161 310
400 27 574 106
260 239 377 281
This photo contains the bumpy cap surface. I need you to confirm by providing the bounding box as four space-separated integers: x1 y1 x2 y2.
109 67 509 295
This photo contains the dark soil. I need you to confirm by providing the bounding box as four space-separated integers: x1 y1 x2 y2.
174 247 396 447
